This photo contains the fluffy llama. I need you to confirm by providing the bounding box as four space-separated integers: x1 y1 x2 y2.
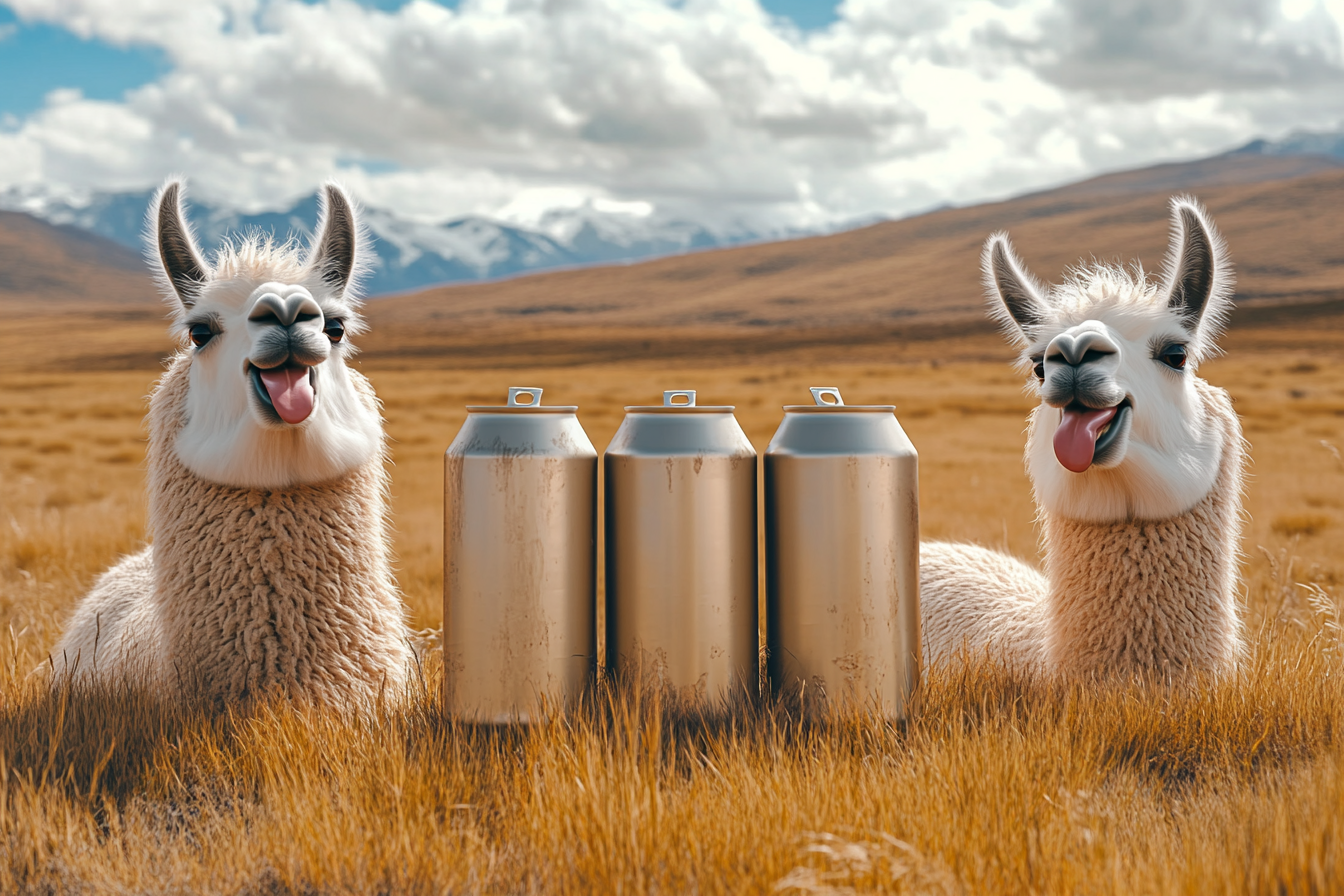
921 196 1246 678
52 180 413 707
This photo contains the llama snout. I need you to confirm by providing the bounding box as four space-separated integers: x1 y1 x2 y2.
247 289 330 369
1042 324 1125 410
249 326 330 370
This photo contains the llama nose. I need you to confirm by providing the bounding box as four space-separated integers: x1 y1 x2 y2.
1046 329 1119 366
249 292 324 328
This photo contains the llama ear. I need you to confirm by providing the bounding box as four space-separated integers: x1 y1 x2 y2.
1161 196 1233 348
983 232 1051 344
308 183 359 296
150 180 209 311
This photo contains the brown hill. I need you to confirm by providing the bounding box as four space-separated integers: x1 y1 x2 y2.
1032 149 1342 198
0 210 165 373
1 151 1340 372
358 153 1344 366
0 210 151 305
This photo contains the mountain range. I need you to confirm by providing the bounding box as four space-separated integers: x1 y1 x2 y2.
3 126 1342 373
9 125 1331 298
351 146 1344 365
0 186 777 297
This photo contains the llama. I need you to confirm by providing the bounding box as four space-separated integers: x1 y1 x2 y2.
920 196 1246 678
51 180 413 707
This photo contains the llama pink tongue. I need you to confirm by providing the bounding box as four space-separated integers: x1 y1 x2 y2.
1053 406 1118 473
258 367 315 424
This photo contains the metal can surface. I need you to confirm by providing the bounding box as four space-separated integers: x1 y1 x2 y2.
444 387 598 722
765 387 920 718
604 390 758 702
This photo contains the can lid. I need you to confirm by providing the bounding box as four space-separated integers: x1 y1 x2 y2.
623 389 734 413
782 386 893 413
467 386 578 413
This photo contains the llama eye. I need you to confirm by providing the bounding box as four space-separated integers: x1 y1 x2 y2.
1158 344 1187 370
324 319 346 343
189 323 215 348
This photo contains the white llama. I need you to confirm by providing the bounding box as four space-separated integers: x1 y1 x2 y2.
52 180 413 707
921 196 1246 677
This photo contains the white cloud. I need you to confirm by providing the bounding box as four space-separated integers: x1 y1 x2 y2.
1 0 1342 233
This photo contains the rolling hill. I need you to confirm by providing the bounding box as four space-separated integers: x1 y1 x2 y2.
355 153 1344 365
0 187 766 296
0 209 149 306
4 128 1342 300
2 149 1341 372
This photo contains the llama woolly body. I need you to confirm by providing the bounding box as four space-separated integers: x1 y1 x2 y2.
55 353 413 705
921 377 1244 676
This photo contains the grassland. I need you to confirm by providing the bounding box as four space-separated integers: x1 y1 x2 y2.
1 319 1343 893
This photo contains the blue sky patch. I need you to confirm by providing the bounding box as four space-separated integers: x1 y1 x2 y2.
0 5 168 120
759 0 841 31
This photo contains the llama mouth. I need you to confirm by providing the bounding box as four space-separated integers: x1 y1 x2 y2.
250 363 317 425
1054 398 1131 473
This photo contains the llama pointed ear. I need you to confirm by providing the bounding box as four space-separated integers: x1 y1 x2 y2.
983 232 1051 344
150 180 209 311
1161 196 1233 350
308 183 360 297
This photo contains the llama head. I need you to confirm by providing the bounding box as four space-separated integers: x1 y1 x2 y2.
984 196 1234 523
150 180 382 489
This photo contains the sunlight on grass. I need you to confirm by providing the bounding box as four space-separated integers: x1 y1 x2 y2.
1 628 1342 893
2 348 1342 893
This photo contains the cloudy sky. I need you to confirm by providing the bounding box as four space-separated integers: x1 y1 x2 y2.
1 0 1342 234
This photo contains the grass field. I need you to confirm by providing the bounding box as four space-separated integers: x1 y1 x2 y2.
2 329 1343 893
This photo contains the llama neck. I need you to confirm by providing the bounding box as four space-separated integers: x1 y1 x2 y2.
1040 379 1245 676
145 354 407 703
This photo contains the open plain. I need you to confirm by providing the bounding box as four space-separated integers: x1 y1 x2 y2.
3 323 1344 893
2 164 1344 892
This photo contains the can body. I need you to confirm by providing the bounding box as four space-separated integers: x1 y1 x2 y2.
604 397 758 702
444 396 597 722
765 398 920 718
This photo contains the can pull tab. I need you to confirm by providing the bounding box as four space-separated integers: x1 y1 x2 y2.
810 387 844 406
507 386 544 407
663 390 696 407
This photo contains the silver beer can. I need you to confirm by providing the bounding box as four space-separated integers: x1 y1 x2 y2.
765 387 920 718
444 387 598 722
604 390 758 702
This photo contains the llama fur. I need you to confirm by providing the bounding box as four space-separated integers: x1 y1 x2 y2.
921 197 1246 678
52 180 412 707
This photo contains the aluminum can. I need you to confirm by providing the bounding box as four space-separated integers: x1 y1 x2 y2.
444 387 597 722
765 387 920 718
604 390 758 702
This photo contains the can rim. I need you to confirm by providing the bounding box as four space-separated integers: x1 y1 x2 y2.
465 405 580 414
622 405 736 413
781 404 896 413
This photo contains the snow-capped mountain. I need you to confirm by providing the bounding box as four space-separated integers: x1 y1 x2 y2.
11 126 1338 298
1231 126 1344 159
0 188 768 297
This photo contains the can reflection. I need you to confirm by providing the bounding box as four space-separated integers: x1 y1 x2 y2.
444 387 597 723
765 387 920 719
604 390 758 704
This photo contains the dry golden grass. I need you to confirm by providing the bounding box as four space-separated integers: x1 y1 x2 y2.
2 336 1344 894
